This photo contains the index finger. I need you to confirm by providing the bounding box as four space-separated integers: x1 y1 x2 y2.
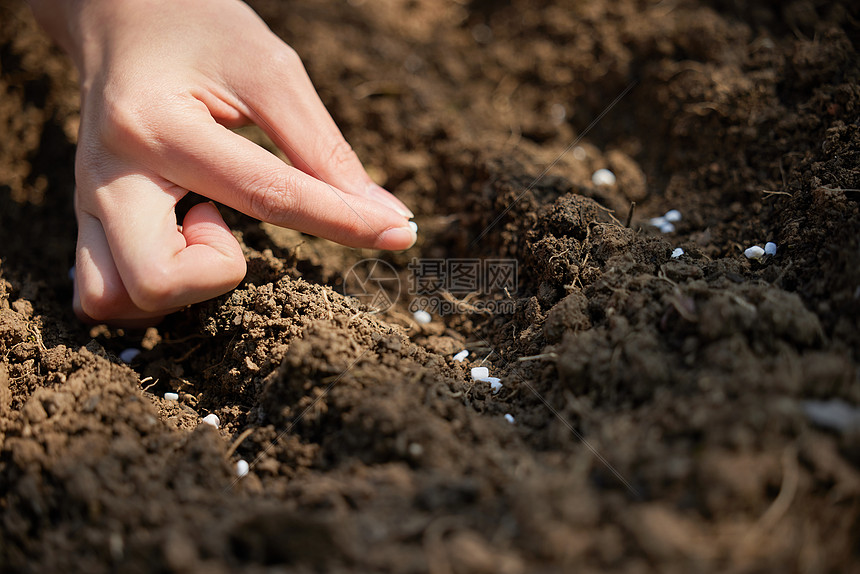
226 44 413 217
139 102 417 250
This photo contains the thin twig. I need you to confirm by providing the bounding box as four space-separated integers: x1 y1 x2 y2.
440 291 493 315
761 190 793 198
173 343 202 363
225 427 255 459
321 289 334 320
593 204 623 226
733 446 798 561
518 352 558 362
140 377 159 392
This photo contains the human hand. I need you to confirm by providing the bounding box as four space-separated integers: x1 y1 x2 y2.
29 0 416 327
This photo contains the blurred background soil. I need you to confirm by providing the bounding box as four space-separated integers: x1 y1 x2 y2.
2 0 859 572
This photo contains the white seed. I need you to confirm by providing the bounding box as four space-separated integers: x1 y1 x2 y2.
671 248 684 259
108 532 124 561
573 146 587 161
504 414 515 424
765 242 777 256
413 310 432 324
202 414 220 429
236 459 249 478
550 103 566 125
744 246 765 260
803 399 860 433
664 209 682 222
452 350 470 362
471 23 493 44
119 348 141 363
591 168 616 187
403 53 423 73
471 366 490 381
164 392 179 401
649 217 675 233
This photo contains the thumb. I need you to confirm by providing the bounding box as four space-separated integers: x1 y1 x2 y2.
182 201 246 260
94 176 247 314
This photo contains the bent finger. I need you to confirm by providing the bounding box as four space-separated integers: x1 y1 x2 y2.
226 44 412 217
150 106 416 250
93 174 246 313
74 210 174 325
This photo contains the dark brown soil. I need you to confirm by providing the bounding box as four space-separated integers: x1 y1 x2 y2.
2 0 860 572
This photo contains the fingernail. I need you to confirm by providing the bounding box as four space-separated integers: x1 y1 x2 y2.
379 224 417 249
368 184 415 219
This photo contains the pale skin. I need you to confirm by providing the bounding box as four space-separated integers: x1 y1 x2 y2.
28 0 416 327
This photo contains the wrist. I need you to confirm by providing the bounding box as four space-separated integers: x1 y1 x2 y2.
27 0 121 85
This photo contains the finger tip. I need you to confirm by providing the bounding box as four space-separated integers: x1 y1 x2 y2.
377 224 417 250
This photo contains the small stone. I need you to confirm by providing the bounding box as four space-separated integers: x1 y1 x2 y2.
202 414 220 429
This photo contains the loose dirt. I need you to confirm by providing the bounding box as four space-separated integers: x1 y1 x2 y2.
2 0 859 572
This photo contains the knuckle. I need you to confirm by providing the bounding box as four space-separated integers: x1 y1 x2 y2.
243 44 304 95
77 286 126 323
125 265 176 312
74 144 115 200
97 83 178 157
98 89 145 147
325 139 360 172
244 169 297 224
267 44 303 72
